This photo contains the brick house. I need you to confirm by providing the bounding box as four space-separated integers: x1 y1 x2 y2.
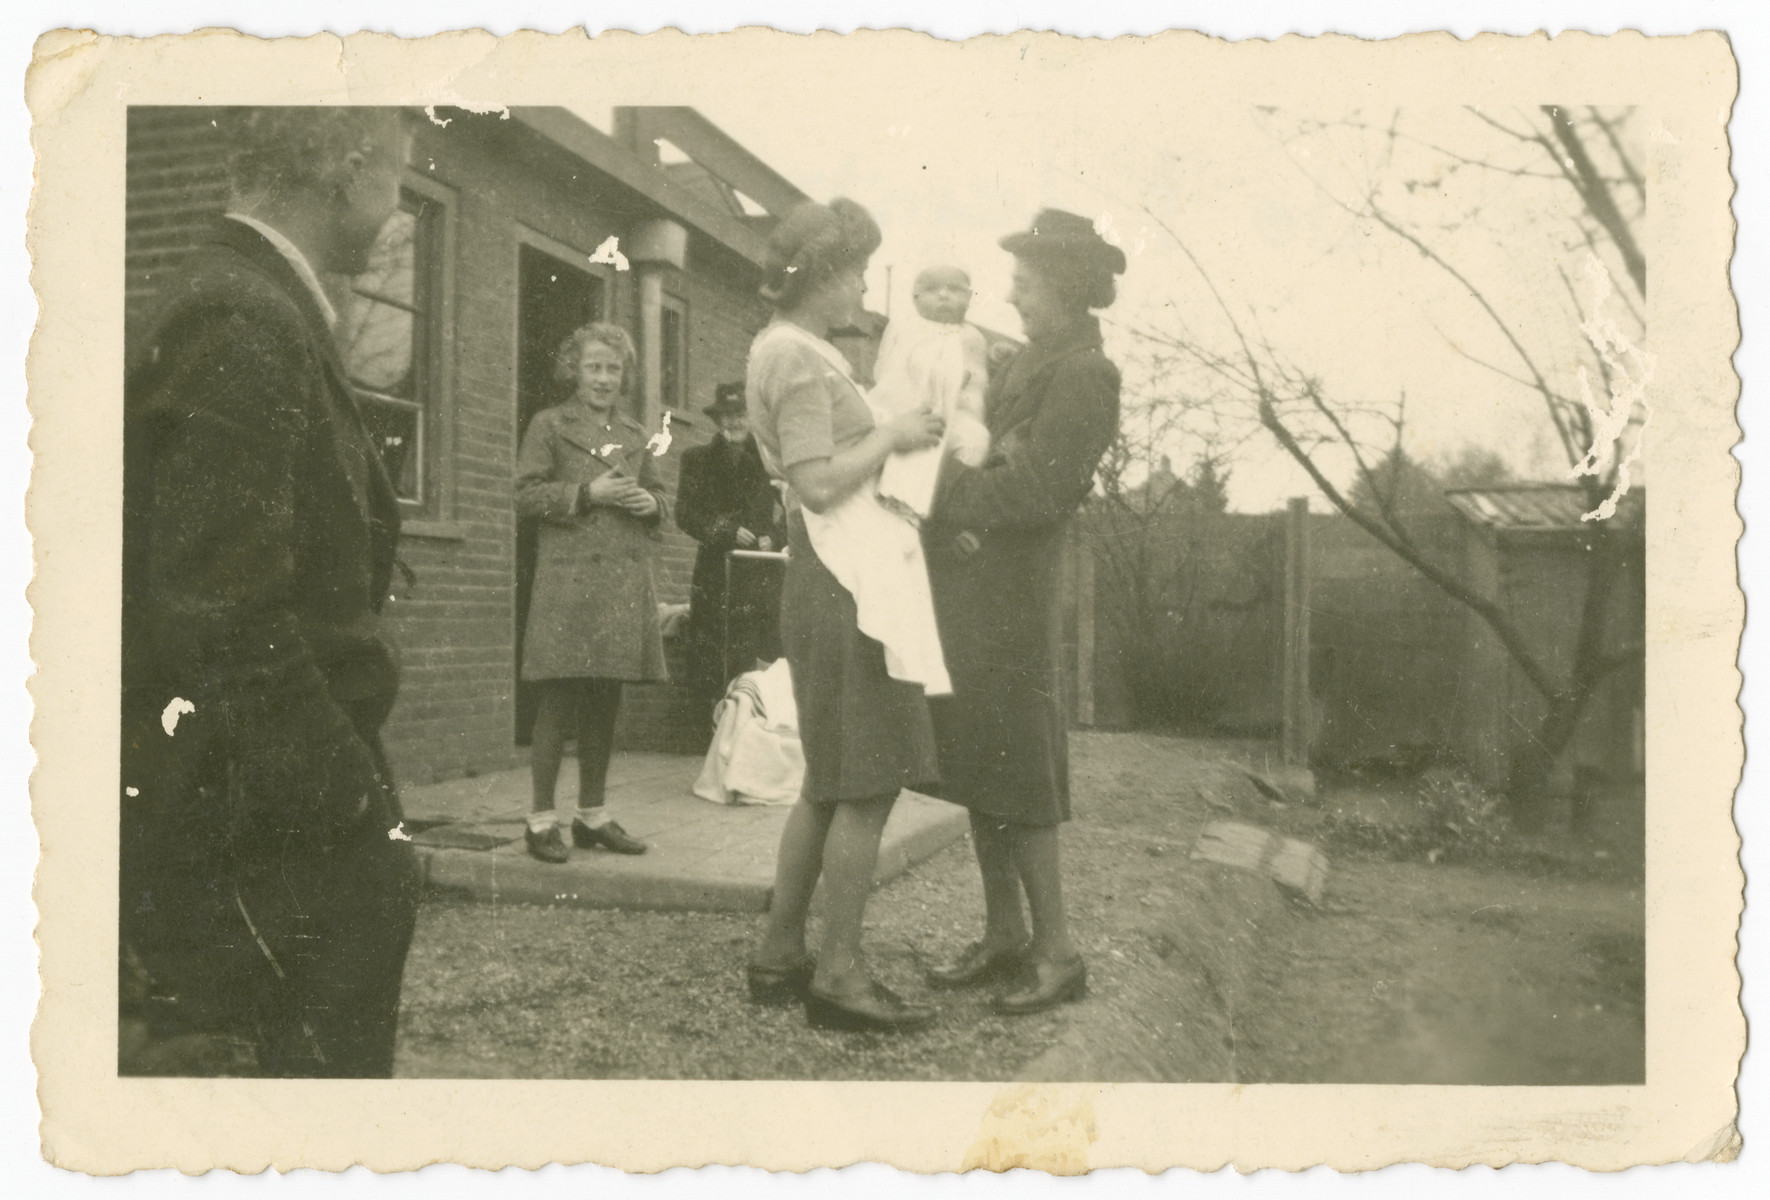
125 105 812 784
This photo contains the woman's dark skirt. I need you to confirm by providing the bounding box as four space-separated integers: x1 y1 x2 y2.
782 510 939 803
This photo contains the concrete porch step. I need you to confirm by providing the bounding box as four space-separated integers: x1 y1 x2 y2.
397 753 968 913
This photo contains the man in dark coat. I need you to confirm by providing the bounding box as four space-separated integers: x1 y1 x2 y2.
120 107 419 1076
675 383 787 724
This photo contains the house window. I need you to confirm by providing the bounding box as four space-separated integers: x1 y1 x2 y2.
660 294 688 417
338 189 443 507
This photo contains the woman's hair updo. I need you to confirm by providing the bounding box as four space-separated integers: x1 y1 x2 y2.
553 322 638 391
1026 258 1119 313
759 197 882 310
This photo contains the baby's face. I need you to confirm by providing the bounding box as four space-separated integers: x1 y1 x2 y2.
913 271 972 324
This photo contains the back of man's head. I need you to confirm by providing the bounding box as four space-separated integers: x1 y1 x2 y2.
219 106 400 201
217 107 407 275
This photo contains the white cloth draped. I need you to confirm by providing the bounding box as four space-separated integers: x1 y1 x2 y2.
753 322 951 695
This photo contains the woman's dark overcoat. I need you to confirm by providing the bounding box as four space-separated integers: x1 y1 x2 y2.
925 315 1120 826
517 402 669 682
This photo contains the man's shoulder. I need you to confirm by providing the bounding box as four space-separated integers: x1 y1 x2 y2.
175 228 312 310
136 238 318 362
680 437 719 464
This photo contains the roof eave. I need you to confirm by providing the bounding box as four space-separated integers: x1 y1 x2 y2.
507 107 772 268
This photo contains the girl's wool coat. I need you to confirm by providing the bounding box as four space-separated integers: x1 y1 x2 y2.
517 402 669 682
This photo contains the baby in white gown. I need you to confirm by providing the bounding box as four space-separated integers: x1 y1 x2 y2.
868 266 993 522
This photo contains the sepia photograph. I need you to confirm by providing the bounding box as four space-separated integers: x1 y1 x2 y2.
117 95 1650 1085
22 16 1746 1175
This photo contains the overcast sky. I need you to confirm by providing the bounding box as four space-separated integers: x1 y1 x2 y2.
565 45 1642 512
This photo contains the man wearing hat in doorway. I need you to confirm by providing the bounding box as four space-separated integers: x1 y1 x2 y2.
676 382 789 727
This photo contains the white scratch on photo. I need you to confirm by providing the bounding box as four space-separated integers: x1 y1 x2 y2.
160 697 195 736
1570 253 1654 521
588 235 631 272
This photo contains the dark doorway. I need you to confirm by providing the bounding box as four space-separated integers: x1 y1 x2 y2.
514 244 604 744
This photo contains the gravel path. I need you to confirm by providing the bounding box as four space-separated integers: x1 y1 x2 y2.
394 731 1258 1079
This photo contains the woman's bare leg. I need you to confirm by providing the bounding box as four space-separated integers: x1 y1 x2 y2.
970 813 1031 950
1011 826 1078 963
754 798 835 967
810 793 898 995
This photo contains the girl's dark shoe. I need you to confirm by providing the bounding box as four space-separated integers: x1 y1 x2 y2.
804 979 936 1032
925 940 1032 989
524 825 569 864
746 954 816 1007
993 955 1087 1016
572 818 647 854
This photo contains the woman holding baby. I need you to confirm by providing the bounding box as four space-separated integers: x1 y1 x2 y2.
923 209 1126 1015
743 200 1122 1029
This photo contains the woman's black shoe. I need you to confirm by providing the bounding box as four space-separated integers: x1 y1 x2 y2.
925 940 1031 989
804 979 936 1032
572 818 648 854
746 954 816 1007
993 955 1087 1016
524 825 569 864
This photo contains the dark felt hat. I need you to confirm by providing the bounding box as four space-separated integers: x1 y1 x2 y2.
704 382 746 418
999 208 1128 275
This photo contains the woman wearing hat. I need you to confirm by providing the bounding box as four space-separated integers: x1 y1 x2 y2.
742 197 948 1031
676 383 787 725
923 209 1125 1014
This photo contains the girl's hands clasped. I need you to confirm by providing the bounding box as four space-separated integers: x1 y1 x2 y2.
584 471 656 517
620 488 659 518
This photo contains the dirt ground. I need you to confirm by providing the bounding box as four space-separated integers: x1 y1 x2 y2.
1232 856 1644 1084
1234 769 1645 1084
394 731 1644 1083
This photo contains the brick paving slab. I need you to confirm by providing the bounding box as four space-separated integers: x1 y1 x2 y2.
399 752 968 913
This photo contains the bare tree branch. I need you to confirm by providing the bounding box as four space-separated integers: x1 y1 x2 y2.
1587 106 1646 207
1361 199 1583 467
1543 105 1647 296
1259 396 1560 699
1461 105 1539 143
1321 113 1615 183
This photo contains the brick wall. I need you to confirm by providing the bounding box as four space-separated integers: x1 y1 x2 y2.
125 107 775 783
125 109 229 333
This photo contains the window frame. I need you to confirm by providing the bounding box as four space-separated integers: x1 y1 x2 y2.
345 172 459 536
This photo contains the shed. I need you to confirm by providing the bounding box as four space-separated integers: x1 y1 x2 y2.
1444 484 1645 798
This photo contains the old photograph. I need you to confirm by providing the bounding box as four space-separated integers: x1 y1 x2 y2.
27 24 1743 1173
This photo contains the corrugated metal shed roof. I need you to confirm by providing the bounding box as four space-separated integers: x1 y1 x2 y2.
1443 484 1595 531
